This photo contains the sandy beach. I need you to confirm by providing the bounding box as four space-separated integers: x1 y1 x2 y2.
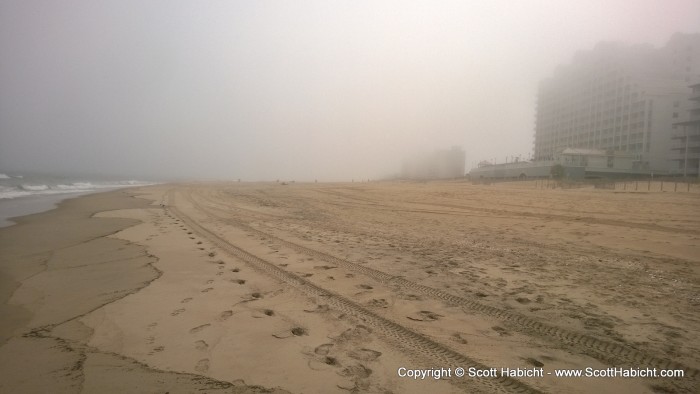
1 181 698 393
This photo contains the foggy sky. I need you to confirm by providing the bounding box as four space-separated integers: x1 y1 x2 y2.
1 1 699 181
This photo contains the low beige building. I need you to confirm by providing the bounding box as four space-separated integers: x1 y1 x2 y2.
558 148 634 171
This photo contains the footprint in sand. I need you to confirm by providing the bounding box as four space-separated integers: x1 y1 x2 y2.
406 310 442 322
171 308 186 316
231 279 246 285
181 297 193 304
304 304 330 313
314 343 333 355
148 345 165 355
321 356 339 366
249 292 262 299
272 327 307 339
195 358 210 373
201 287 214 293
356 284 373 290
205 279 214 284
337 325 372 341
194 340 209 351
451 333 468 344
147 322 158 330
290 327 308 336
367 299 388 308
218 310 233 321
189 324 211 334
525 357 544 367
309 354 340 370
491 326 511 336
348 348 382 362
337 364 373 390
314 265 337 270
251 309 275 318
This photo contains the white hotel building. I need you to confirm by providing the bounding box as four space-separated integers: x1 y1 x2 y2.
534 33 700 175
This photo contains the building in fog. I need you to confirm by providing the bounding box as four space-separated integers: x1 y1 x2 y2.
671 82 700 176
401 146 465 179
534 33 700 174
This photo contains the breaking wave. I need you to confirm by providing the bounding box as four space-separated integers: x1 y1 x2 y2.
0 180 155 200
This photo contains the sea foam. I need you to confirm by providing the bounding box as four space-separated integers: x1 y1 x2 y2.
0 179 155 199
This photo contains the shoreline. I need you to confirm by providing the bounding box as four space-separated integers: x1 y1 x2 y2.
0 188 155 345
0 186 284 393
0 191 98 228
0 186 153 228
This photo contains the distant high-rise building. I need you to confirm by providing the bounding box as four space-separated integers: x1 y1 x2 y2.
534 33 700 174
401 146 465 179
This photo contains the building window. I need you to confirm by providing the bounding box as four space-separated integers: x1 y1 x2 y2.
673 112 679 118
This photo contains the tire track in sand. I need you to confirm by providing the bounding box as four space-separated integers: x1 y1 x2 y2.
186 189 700 380
169 191 540 394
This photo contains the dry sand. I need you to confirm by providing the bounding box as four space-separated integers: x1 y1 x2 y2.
1 181 698 393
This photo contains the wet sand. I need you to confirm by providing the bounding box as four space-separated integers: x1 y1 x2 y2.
1 181 698 393
0 189 288 393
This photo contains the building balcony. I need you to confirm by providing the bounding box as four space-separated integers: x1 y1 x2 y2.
669 151 700 160
669 136 700 147
672 119 700 130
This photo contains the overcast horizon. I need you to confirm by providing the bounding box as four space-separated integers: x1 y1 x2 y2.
1 1 699 182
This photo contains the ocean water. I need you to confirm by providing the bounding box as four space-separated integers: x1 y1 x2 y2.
0 172 155 227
